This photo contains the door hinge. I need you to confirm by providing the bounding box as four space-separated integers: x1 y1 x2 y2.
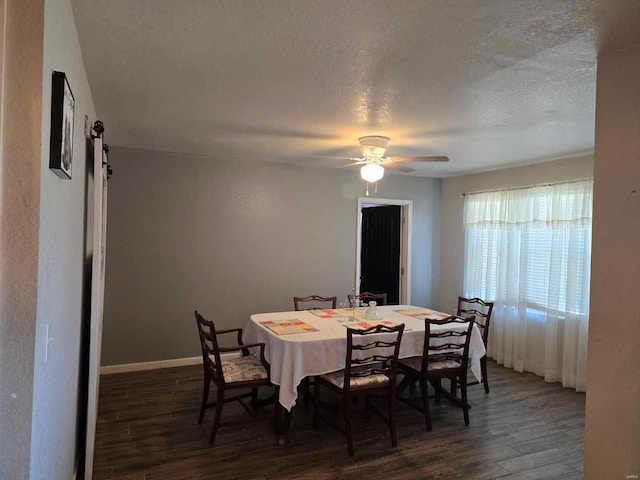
401 267 405 276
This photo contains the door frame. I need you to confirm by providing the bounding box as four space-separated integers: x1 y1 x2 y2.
355 197 412 305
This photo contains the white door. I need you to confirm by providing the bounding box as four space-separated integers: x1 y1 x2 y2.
84 130 109 479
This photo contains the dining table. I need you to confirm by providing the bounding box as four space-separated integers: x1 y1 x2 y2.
243 305 486 412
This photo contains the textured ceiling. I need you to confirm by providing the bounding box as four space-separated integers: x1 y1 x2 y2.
71 0 640 177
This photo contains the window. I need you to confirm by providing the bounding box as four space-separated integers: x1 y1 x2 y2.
462 180 593 391
464 180 592 317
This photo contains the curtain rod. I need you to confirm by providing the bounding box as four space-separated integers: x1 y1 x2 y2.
460 177 593 198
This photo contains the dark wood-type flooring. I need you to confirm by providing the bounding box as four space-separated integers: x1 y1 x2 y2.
94 361 585 480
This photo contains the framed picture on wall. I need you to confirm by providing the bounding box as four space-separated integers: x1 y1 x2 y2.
49 71 75 179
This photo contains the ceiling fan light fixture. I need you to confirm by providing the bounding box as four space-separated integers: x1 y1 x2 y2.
359 135 389 159
360 163 384 183
361 144 386 158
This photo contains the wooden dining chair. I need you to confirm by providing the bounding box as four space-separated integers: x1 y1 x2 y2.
292 295 336 405
397 315 475 431
313 323 405 456
455 296 494 393
194 311 274 445
293 295 337 311
348 292 387 307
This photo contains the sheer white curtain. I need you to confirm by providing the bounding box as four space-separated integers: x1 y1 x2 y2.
463 180 592 391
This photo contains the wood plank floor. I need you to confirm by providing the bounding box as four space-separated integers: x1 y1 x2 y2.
93 361 584 480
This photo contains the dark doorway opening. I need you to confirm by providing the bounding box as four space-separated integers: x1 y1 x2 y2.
359 205 401 305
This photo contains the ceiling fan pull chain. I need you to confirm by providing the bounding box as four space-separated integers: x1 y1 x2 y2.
375 181 378 194
365 182 370 196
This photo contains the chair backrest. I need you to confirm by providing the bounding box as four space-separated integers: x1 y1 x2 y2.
348 292 388 307
293 295 337 311
344 323 404 389
422 315 475 374
194 311 223 382
456 297 494 346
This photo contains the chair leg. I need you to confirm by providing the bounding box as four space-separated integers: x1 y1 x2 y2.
198 374 210 424
450 377 457 397
300 377 312 407
421 378 432 431
364 395 372 420
389 391 398 448
282 410 293 444
209 387 225 445
275 387 282 433
312 381 320 429
343 393 355 456
461 377 470 426
251 387 258 409
434 378 442 404
481 357 489 393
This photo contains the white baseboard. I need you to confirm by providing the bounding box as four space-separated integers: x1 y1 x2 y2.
100 352 242 375
100 356 202 375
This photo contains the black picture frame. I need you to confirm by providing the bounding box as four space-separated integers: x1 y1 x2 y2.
49 71 75 179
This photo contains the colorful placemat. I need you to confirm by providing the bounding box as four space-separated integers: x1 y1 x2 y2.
309 308 364 319
394 308 451 320
259 319 318 335
341 320 410 331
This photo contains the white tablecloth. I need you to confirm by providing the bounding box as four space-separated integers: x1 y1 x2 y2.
243 305 486 411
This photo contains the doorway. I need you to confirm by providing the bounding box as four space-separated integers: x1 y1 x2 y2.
355 198 412 305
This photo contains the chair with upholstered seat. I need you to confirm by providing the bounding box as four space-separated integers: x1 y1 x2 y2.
397 315 475 431
293 295 337 311
456 296 494 393
313 323 404 456
292 295 336 405
348 292 387 307
195 311 274 445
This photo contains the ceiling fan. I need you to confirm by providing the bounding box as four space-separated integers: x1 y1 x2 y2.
312 136 449 183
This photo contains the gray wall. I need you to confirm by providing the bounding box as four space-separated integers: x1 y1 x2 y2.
103 147 441 365
584 43 640 478
0 0 44 478
438 155 594 315
30 0 97 478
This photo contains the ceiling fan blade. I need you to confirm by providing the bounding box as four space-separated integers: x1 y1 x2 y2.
390 156 449 163
214 124 342 141
304 155 358 161
384 163 415 173
335 161 365 169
